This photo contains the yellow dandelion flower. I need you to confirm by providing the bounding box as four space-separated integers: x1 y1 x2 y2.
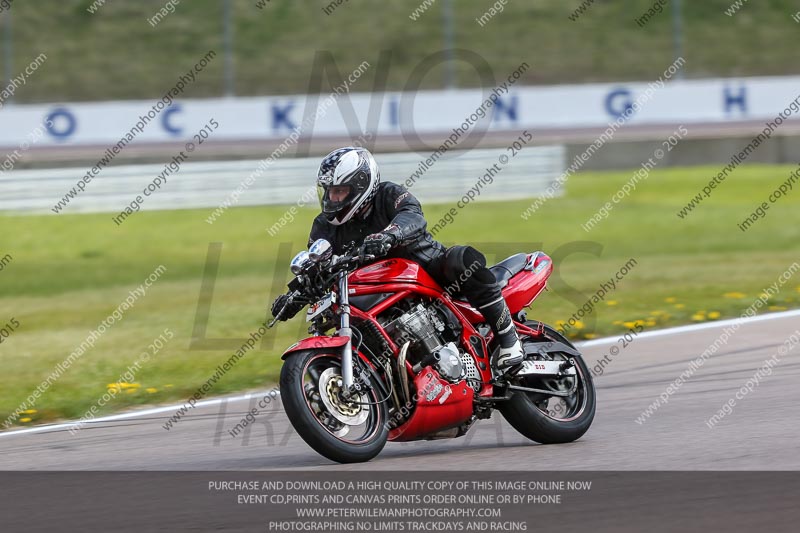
125 388 138 394
768 305 787 311
146 387 158 394
691 313 706 321
665 297 677 303
21 409 37 414
723 292 746 299
20 417 32 423
606 300 618 306
584 333 597 339
674 304 685 309
612 320 624 325
165 384 174 388
623 321 637 329
645 319 656 327
708 311 721 319
796 286 800 293
574 320 585 329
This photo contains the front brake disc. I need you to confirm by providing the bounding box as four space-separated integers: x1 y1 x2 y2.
317 367 369 426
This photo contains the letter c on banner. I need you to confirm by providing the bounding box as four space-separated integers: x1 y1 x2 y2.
46 108 77 139
605 88 634 119
162 104 183 136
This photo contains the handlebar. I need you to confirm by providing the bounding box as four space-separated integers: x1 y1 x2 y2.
330 252 377 269
269 252 379 328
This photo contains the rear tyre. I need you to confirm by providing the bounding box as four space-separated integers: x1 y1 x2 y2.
498 323 596 444
280 350 389 463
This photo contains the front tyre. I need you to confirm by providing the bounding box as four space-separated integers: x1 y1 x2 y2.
280 350 389 463
499 323 596 444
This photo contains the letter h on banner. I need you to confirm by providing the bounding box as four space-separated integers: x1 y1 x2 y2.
724 86 747 116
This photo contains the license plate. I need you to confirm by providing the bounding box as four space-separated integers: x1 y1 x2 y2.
517 360 576 377
306 293 334 322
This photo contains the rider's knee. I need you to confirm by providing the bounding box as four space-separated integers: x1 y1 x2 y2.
445 245 494 287
445 246 482 274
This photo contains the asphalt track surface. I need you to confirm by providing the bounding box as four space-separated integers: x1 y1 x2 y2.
2 310 799 471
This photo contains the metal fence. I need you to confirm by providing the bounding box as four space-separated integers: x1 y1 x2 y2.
0 146 565 214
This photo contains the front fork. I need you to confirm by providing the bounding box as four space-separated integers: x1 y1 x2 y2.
337 271 355 393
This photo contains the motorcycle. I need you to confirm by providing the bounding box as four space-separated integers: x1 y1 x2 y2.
271 239 596 463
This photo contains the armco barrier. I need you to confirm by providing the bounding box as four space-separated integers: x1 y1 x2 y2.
0 146 565 214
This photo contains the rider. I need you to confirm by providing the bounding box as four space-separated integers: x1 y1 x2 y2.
270 147 524 370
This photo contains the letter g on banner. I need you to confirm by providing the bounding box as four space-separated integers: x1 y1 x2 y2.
605 88 634 120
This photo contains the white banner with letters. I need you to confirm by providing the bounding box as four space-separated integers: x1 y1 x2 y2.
0 75 797 149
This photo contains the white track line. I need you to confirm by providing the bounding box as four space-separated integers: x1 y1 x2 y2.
2 308 799 439
577 308 800 347
0 390 276 438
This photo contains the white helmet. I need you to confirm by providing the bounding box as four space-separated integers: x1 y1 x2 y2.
316 147 380 226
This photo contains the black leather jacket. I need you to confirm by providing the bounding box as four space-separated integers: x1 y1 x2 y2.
308 182 446 267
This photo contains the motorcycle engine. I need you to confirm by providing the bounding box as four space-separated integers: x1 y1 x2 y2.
383 302 480 390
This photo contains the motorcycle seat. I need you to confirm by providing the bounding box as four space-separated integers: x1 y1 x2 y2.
489 253 529 289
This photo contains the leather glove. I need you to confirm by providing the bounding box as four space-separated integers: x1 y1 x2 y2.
271 293 303 321
360 232 397 258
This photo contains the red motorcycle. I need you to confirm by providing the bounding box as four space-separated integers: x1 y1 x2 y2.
271 239 596 463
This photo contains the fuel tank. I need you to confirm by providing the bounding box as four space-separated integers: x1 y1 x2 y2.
348 258 442 291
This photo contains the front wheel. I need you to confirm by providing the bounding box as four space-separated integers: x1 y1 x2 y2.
498 323 596 444
280 350 389 463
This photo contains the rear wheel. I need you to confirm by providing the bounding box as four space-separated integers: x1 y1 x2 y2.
498 323 595 444
280 350 389 463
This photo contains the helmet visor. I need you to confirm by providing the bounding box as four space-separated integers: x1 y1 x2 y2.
319 183 358 217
